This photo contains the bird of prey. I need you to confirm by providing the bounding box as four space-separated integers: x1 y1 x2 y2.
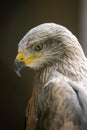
14 23 87 130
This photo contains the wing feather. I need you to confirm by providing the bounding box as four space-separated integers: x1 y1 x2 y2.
37 78 87 130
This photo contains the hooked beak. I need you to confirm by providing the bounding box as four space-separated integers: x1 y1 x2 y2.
14 53 25 77
14 52 42 77
14 59 25 77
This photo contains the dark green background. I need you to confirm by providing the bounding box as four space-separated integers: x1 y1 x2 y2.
0 0 80 130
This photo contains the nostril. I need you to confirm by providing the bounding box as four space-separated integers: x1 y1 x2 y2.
20 57 24 60
16 53 24 61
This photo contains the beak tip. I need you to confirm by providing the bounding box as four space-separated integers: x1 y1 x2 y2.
16 71 22 77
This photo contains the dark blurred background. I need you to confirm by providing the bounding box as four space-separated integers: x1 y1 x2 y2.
0 0 87 130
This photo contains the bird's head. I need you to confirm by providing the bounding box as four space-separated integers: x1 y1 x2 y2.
14 23 84 76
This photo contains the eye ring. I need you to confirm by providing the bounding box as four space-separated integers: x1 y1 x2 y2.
34 44 43 51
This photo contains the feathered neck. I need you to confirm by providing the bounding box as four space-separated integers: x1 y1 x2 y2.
34 54 87 88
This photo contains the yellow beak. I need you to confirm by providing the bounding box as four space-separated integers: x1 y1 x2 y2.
16 53 42 65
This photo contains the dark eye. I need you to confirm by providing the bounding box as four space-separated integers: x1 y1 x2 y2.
34 44 43 51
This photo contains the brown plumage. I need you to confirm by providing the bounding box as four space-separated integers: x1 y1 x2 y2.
15 23 87 130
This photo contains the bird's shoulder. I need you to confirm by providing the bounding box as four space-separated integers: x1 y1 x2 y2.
38 74 81 113
37 72 87 130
